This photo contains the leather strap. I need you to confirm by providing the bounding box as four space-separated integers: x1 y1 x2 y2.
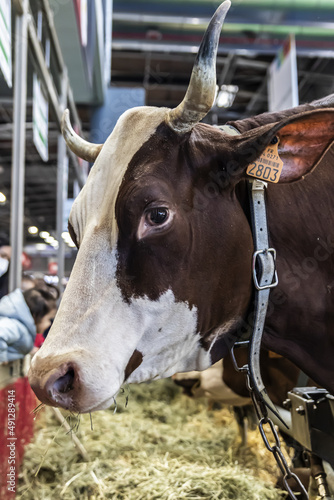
248 179 285 424
248 179 277 391
220 124 284 424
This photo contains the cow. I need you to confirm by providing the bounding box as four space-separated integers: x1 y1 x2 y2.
29 0 334 416
172 349 312 408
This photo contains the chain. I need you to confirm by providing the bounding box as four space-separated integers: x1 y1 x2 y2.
231 344 309 500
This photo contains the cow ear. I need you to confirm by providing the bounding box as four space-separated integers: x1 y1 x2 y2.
230 109 334 184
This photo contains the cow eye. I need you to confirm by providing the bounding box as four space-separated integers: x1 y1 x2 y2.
147 208 169 225
137 206 173 240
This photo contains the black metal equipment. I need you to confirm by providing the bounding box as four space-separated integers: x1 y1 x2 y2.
285 387 334 468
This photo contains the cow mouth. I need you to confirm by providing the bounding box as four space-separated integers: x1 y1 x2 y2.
80 393 120 414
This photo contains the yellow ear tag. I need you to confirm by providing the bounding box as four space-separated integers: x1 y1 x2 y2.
246 138 284 183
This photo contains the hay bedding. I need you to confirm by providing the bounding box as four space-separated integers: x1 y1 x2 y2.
19 380 284 499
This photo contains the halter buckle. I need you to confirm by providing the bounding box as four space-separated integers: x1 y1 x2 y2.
252 248 278 290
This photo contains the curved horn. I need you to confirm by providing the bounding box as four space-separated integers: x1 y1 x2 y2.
61 109 103 163
167 1 231 134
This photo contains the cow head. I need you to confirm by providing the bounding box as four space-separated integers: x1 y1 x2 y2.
29 1 334 413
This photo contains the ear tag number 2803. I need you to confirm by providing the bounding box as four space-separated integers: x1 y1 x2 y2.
246 138 283 183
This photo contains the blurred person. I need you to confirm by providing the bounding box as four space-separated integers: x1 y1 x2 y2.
21 273 36 291
0 286 56 363
33 277 60 302
31 279 59 348
20 276 59 344
0 232 11 299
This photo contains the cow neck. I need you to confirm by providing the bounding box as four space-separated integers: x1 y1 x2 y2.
220 124 283 424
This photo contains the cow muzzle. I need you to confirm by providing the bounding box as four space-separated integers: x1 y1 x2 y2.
28 346 122 413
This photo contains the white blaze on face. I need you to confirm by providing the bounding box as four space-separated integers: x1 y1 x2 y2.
33 106 212 413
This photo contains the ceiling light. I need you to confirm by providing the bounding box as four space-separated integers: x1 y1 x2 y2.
216 84 239 108
45 236 56 244
39 231 50 239
61 231 69 240
28 226 38 235
0 192 6 203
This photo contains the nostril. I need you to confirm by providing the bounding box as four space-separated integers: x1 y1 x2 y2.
53 368 75 394
29 362 79 410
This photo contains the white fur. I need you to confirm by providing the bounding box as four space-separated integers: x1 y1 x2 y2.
35 243 211 412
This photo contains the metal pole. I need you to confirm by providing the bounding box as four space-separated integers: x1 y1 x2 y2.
56 73 68 294
26 6 85 188
9 0 28 292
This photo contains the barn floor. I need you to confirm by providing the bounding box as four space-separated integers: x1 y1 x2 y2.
18 379 286 499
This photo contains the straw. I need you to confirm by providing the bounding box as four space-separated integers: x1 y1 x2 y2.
18 379 285 499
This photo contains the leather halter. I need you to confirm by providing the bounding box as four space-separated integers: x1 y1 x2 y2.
247 178 284 422
219 124 284 424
